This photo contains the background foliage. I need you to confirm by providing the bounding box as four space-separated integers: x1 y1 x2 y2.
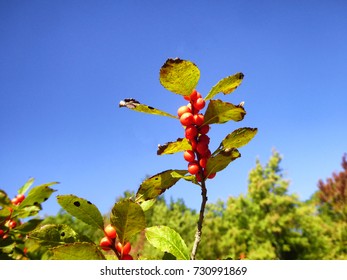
39 150 347 260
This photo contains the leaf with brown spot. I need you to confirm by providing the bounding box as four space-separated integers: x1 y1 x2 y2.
159 58 200 96
135 170 188 203
204 99 246 125
205 72 244 100
119 98 176 118
205 149 241 177
157 138 192 155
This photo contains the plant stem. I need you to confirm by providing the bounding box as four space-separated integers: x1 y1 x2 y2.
190 178 208 260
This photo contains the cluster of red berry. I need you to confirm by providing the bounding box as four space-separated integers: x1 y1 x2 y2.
178 89 216 182
99 224 133 260
0 195 23 239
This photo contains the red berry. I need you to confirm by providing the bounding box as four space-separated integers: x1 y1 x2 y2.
11 197 19 205
188 162 200 175
122 242 131 255
190 89 201 101
198 134 210 145
100 237 113 251
199 157 208 168
183 95 190 101
207 172 216 179
190 139 197 150
121 254 133 260
177 105 191 117
104 224 117 239
9 220 17 229
194 98 205 110
199 124 210 135
195 173 203 182
193 114 204 126
185 125 198 140
16 194 25 203
196 142 209 156
0 229 4 237
180 112 194 126
183 150 195 162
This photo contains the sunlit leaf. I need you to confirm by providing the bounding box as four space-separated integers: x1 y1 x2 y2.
159 58 200 96
50 242 105 260
145 226 190 260
170 171 196 184
57 195 104 230
140 198 157 212
0 190 10 208
135 170 188 203
204 99 246 125
157 138 192 155
205 72 244 100
119 98 177 118
205 149 241 177
14 219 43 234
110 200 146 244
18 177 35 195
216 127 258 153
18 182 58 209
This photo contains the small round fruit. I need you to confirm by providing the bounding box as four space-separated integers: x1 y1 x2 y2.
16 194 25 203
122 242 131 255
183 150 195 162
11 197 19 205
180 112 194 126
121 254 133 260
9 220 17 229
100 237 113 251
196 142 209 156
207 172 216 179
193 114 204 126
0 229 4 237
194 98 205 110
183 95 190 101
199 157 208 168
177 105 191 117
185 125 198 140
104 224 117 239
190 89 201 101
190 139 197 150
198 134 210 145
199 124 210 135
188 162 200 175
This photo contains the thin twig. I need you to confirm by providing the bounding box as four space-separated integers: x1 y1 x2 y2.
190 179 208 260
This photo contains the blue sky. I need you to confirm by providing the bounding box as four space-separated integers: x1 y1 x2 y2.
1 0 346 217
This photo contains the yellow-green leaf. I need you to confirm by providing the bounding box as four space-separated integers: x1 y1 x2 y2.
110 200 146 244
57 195 104 230
50 242 105 260
205 149 241 177
219 127 258 151
145 226 190 260
204 99 246 125
159 58 200 96
119 98 176 118
157 138 192 155
135 169 188 203
205 72 244 100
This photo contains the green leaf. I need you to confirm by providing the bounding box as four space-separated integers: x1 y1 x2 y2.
29 224 81 246
140 198 157 212
119 98 176 118
217 127 258 152
145 226 190 260
18 182 58 209
170 171 197 184
205 72 244 100
110 200 146 244
135 169 188 203
204 99 246 125
157 138 191 155
205 148 241 177
50 242 106 260
159 58 200 96
57 195 104 230
14 219 43 234
0 190 10 207
18 177 35 195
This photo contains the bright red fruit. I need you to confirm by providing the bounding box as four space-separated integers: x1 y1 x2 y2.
207 172 216 179
180 112 194 126
183 150 195 162
198 134 210 145
0 229 4 237
9 220 17 229
199 157 208 168
199 124 210 135
188 162 200 175
196 142 209 156
116 241 131 255
190 89 201 101
185 125 198 140
100 237 113 251
121 254 133 260
194 98 205 110
193 114 204 126
104 224 117 239
16 194 25 203
177 105 191 117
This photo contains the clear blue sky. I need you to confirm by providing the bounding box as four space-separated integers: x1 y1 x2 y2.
1 0 346 216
